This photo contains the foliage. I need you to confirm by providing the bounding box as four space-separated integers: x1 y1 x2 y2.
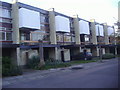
27 57 71 70
40 58 71 70
102 53 115 59
115 29 120 44
27 56 98 70
27 55 40 69
45 58 63 65
2 57 23 77
67 60 96 65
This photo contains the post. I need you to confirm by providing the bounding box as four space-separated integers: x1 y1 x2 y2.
90 19 99 56
73 15 81 44
61 48 65 62
38 40 45 67
103 23 110 54
73 15 81 52
98 25 103 62
49 8 57 44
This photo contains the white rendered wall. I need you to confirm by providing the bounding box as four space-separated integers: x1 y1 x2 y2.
19 8 40 29
107 27 114 36
55 15 70 32
95 24 104 36
64 49 70 61
79 20 90 34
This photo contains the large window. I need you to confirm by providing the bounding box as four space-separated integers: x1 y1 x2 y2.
80 34 90 45
108 27 114 36
0 7 11 18
31 30 49 41
56 32 72 45
40 14 49 24
30 13 50 43
20 32 30 41
0 27 12 41
0 17 12 23
0 31 12 41
95 24 104 36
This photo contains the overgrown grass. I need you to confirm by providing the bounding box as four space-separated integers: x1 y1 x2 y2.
40 63 71 70
67 60 96 65
27 56 97 70
102 53 115 59
39 60 96 70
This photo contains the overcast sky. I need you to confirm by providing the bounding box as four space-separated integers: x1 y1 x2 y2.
1 0 119 26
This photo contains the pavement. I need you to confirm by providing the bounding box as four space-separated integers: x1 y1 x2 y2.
2 58 119 87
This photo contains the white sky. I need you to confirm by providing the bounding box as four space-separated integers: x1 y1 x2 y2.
1 0 119 26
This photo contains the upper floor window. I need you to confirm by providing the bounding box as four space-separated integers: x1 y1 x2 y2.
0 26 12 41
0 17 12 23
0 7 11 18
40 13 49 32
95 24 104 36
0 27 12 31
40 13 49 23
31 30 50 42
0 31 12 41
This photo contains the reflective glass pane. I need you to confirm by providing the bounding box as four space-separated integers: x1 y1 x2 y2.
6 32 12 40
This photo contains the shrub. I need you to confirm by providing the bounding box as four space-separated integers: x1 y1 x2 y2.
45 58 63 66
102 53 115 59
27 57 71 70
26 55 40 69
2 57 23 77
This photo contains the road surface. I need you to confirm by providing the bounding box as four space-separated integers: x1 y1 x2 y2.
3 58 119 88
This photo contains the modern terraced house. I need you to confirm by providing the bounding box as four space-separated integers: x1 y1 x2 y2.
0 0 118 67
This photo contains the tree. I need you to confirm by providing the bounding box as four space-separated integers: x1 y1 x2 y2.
115 22 120 44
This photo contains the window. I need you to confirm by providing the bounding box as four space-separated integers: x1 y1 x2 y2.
0 27 6 30
56 32 72 44
6 32 12 40
31 30 50 42
20 32 30 41
85 35 89 42
56 34 63 42
0 31 12 41
1 8 11 18
21 33 26 41
40 14 49 23
71 35 75 42
0 18 12 23
2 32 5 40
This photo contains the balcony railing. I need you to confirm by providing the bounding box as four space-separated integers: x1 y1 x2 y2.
20 40 50 45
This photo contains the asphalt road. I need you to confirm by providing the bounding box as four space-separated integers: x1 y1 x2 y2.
3 59 119 88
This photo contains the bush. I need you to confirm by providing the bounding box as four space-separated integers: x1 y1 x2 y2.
102 53 115 59
2 57 23 77
27 57 71 70
27 55 40 69
45 58 63 66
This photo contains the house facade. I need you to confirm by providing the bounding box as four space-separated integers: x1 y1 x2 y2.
0 0 117 67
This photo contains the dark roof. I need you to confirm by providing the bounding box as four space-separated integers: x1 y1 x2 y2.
0 1 12 8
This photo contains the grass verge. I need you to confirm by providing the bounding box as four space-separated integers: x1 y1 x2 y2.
39 60 96 70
